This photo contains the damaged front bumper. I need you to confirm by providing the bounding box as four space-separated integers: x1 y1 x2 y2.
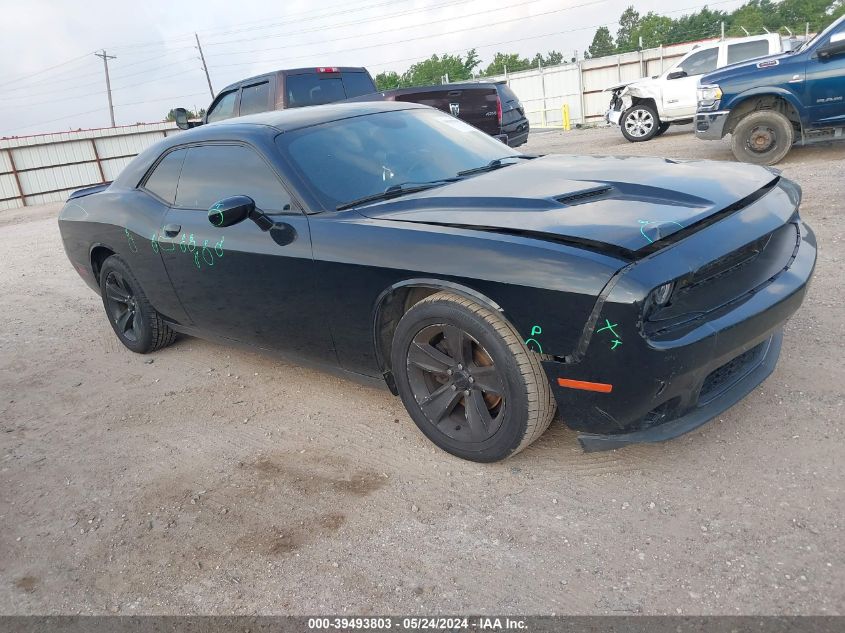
541 184 816 452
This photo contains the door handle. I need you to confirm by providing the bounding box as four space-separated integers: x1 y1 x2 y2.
163 223 181 237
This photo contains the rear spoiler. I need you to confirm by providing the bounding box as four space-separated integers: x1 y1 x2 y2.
68 182 111 201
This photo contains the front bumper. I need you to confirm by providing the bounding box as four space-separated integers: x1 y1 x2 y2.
695 110 730 140
576 330 782 451
542 194 816 451
605 108 622 126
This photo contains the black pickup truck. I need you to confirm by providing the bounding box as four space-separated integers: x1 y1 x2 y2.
360 82 530 147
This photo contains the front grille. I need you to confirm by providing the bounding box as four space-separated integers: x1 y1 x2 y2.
646 223 799 338
699 340 767 403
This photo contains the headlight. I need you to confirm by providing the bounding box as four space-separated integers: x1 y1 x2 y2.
697 84 722 108
651 282 674 307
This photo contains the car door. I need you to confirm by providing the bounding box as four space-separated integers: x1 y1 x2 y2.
156 142 335 362
661 46 719 119
805 29 845 126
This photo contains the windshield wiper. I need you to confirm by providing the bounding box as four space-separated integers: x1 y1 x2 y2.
336 178 460 211
456 154 536 177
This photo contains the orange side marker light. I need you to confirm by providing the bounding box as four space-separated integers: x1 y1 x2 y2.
557 378 613 393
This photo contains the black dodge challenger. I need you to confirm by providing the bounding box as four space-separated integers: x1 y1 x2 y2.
58 101 816 461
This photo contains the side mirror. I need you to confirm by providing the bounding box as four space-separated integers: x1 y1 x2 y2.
818 33 845 59
667 70 687 80
174 107 190 130
208 196 254 227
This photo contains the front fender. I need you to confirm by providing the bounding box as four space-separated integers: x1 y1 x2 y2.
724 87 806 127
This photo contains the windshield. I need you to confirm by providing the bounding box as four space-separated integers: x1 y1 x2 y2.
794 14 845 52
279 108 515 210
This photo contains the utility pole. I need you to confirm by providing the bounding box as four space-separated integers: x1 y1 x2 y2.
94 50 116 127
195 33 214 98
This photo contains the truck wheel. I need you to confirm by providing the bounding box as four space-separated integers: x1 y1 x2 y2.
654 122 671 137
730 110 794 165
621 104 660 142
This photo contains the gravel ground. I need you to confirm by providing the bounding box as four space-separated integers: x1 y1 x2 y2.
1 124 843 615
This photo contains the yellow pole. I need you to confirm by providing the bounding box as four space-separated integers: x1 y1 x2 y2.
562 104 571 131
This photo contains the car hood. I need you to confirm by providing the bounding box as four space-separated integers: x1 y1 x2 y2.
702 51 794 84
355 155 779 257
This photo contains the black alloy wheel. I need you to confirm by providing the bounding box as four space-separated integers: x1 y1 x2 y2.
406 324 506 444
104 270 142 343
98 255 176 354
391 291 556 462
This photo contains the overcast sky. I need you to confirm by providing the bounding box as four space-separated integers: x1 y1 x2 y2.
0 0 749 136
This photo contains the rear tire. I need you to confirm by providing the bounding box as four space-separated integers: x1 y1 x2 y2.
621 103 660 142
654 122 671 137
730 110 794 165
391 291 556 462
99 255 176 354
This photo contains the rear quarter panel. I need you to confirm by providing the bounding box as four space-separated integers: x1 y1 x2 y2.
58 188 190 324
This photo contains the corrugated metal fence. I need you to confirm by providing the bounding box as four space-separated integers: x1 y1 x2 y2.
481 39 710 128
0 122 179 210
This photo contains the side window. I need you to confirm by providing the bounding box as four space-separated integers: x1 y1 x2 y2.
239 82 271 116
142 149 186 204
727 40 771 65
174 145 292 212
678 47 719 76
207 90 238 123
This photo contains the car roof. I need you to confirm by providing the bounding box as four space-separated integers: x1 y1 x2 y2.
207 100 427 133
218 66 372 93
113 101 428 188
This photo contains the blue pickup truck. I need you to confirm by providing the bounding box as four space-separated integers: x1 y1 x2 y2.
695 14 845 164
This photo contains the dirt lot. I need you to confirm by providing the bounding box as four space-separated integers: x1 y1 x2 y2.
1 125 843 615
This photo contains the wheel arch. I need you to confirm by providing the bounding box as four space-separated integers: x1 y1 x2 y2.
724 90 803 136
89 243 116 288
629 95 658 112
371 278 507 393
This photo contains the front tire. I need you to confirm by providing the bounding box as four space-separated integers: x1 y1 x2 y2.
621 103 660 142
99 255 176 354
391 291 556 462
730 110 794 165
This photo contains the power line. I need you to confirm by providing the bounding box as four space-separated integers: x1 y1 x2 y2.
204 0 478 48
210 0 605 68
0 53 93 86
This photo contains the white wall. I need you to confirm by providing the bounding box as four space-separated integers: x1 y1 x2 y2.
0 122 179 209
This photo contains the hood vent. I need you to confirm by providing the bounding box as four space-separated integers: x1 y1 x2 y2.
556 186 613 206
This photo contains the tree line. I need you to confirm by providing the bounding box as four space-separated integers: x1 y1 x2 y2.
586 0 845 58
374 0 845 91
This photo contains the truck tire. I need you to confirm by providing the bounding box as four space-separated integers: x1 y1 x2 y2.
621 104 660 142
654 122 671 137
730 110 794 165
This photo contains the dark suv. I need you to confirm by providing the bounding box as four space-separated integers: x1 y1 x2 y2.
367 81 530 147
179 67 377 127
